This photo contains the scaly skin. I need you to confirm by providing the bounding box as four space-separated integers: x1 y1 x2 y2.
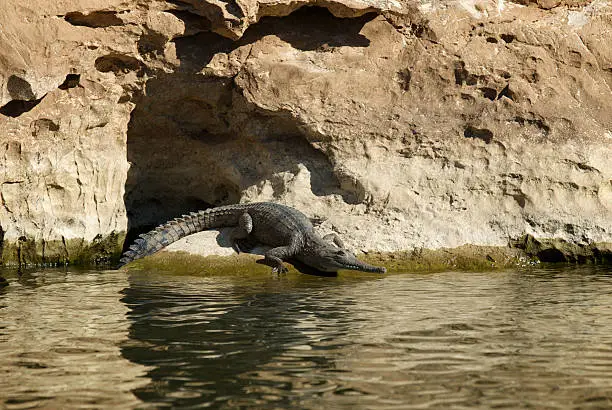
118 202 386 273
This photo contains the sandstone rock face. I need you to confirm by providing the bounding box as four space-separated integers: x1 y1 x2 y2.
0 0 610 265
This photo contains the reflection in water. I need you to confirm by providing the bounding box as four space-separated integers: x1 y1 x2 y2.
1 266 612 409
120 273 356 408
0 269 150 409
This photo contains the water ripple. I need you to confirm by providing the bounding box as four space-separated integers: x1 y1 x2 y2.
2 266 612 409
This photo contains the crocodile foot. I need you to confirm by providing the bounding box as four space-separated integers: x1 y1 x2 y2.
272 264 289 274
256 258 289 274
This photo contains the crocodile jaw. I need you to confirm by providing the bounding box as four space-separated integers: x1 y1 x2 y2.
336 260 387 273
298 246 387 273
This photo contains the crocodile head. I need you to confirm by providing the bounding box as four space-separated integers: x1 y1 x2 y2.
299 246 387 273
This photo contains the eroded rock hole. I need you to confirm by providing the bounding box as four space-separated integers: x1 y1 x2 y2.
411 23 427 37
172 6 374 71
7 75 35 100
224 0 245 19
58 74 81 90
138 32 168 58
454 62 477 86
480 87 497 100
173 31 236 70
123 8 380 238
512 193 526 208
165 9 213 34
464 126 493 143
0 97 44 118
538 248 567 263
95 54 143 74
64 11 123 27
514 116 550 135
497 84 513 101
397 69 411 91
239 7 374 51
31 118 60 135
500 34 515 43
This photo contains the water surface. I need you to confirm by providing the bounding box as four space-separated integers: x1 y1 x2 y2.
1 266 612 409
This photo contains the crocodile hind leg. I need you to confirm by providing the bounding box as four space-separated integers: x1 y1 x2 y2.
231 212 253 254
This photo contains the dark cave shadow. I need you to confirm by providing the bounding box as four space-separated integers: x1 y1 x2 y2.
121 190 216 254
122 98 360 252
119 274 350 407
238 7 374 52
122 6 372 251
122 75 359 251
121 72 234 250
172 6 375 71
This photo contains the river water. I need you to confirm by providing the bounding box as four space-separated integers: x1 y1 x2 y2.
1 265 612 409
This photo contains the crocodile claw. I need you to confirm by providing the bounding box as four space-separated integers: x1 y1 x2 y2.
272 264 289 274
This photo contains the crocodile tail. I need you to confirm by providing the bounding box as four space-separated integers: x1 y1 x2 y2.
117 206 244 268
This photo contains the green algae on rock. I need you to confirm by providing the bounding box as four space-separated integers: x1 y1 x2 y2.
0 232 125 267
359 245 536 274
121 252 277 277
510 235 612 264
119 244 535 276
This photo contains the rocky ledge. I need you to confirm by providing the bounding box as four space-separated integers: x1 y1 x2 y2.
0 0 610 267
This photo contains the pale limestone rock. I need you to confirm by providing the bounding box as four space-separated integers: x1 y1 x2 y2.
0 81 131 243
0 0 610 264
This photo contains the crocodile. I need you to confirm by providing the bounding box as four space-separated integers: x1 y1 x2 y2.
118 202 386 273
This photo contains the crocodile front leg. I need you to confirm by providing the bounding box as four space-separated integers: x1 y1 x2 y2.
322 233 344 248
261 234 302 273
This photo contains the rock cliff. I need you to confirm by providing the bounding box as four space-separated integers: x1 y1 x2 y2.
1 0 610 266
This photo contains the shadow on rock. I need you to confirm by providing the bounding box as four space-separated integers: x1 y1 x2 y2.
171 7 375 72
122 6 373 253
239 7 375 52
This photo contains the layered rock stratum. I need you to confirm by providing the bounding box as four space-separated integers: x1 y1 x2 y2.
1 0 610 266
